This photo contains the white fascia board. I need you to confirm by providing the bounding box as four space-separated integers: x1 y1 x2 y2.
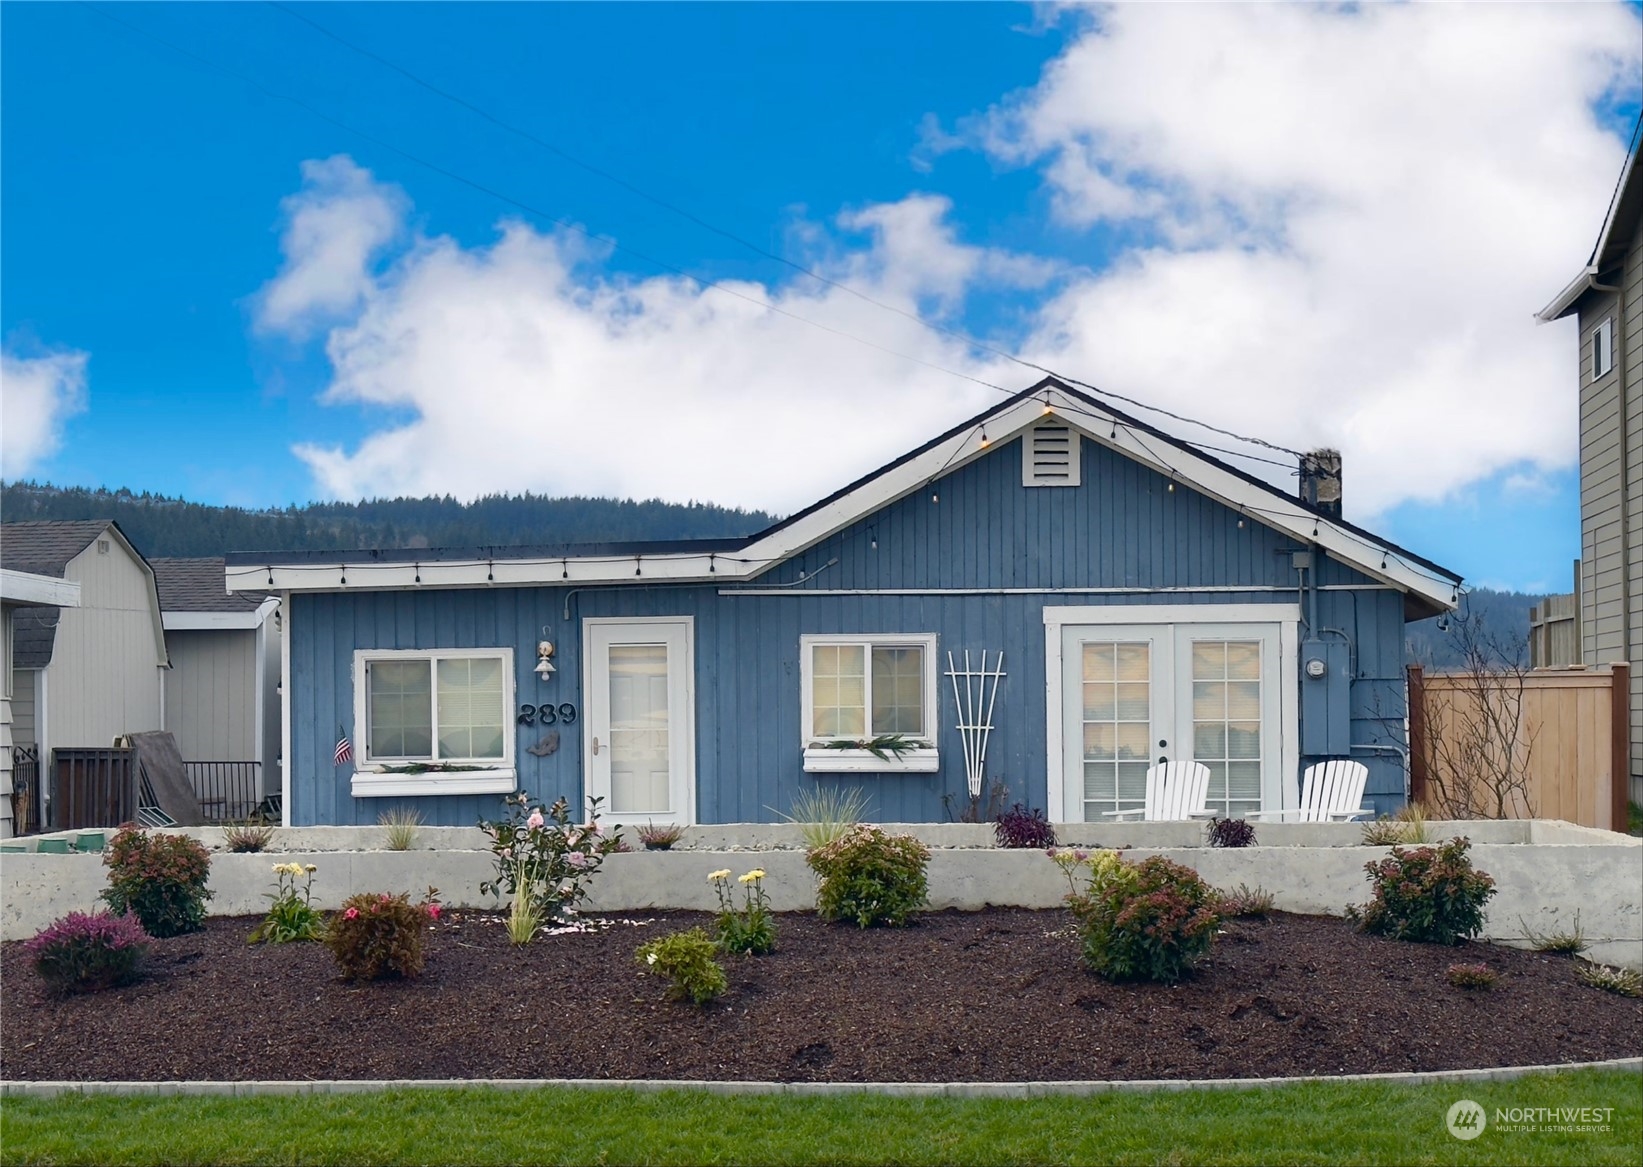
1537 266 1598 323
739 386 1458 612
223 385 1457 611
162 597 280 631
0 569 81 607
226 552 751 594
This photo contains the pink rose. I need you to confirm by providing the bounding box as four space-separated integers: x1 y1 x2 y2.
566 830 581 847
567 851 588 868
527 811 545 830
344 907 359 920
426 904 442 920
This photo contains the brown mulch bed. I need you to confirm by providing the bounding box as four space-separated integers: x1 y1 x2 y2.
2 909 1639 1083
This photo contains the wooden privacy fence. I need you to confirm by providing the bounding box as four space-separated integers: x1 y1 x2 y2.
1408 663 1630 832
52 748 137 831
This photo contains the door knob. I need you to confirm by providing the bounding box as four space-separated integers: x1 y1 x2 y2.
591 736 600 756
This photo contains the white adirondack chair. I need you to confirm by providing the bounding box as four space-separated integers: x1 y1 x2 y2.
1246 759 1371 823
1101 761 1212 821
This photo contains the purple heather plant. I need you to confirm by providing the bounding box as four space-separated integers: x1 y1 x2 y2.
994 803 1057 849
26 911 150 995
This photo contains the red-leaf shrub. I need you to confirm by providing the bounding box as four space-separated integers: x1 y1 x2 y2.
807 825 929 927
1206 817 1257 848
1066 854 1221 983
102 827 213 937
1347 837 1495 946
325 889 439 981
25 911 150 995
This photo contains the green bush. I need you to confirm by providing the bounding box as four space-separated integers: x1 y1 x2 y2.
102 827 213 938
325 889 440 981
806 824 929 928
1064 853 1220 983
1346 836 1495 945
636 928 727 1005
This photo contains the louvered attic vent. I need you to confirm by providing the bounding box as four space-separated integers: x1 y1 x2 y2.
1023 422 1080 487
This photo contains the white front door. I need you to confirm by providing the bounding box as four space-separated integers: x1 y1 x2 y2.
1060 620 1285 821
583 618 695 826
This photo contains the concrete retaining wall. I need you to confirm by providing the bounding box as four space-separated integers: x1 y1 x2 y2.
3 822 1637 967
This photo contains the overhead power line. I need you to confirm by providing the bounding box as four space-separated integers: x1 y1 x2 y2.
265 1 1305 462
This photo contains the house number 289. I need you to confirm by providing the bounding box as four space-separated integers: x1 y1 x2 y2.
517 703 577 726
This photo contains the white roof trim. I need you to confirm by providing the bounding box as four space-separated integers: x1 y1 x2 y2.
163 596 279 631
1538 143 1639 322
0 569 81 607
1537 265 1601 323
228 385 1458 612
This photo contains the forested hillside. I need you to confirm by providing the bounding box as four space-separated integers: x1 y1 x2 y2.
1405 587 1547 669
0 481 777 558
3 480 1549 669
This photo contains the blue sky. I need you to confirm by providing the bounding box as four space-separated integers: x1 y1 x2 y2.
3 2 1640 594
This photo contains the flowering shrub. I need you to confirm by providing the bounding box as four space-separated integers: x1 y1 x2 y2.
994 803 1056 849
1059 851 1220 983
102 827 213 938
25 911 150 996
1445 962 1498 989
324 888 441 981
478 794 623 921
636 928 727 1005
1206 817 1257 848
1346 837 1495 946
1214 883 1275 918
711 868 776 955
248 862 325 944
807 824 929 928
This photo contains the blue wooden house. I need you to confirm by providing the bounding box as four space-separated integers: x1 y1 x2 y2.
226 379 1460 828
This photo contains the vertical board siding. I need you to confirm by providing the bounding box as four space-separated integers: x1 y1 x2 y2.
164 630 257 762
47 540 164 750
289 434 1411 825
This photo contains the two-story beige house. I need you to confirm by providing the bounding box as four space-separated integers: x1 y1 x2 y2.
1538 132 1643 805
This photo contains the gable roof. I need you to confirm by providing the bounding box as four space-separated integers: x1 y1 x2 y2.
0 518 169 666
227 378 1461 617
0 520 119 577
150 557 269 613
1538 116 1643 321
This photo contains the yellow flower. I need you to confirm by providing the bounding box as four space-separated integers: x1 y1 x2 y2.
272 863 283 873
708 869 732 882
739 869 765 884
304 864 317 873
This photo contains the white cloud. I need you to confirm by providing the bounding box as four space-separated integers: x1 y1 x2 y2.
254 155 407 337
0 349 89 479
281 186 1030 510
989 3 1640 516
272 4 1640 523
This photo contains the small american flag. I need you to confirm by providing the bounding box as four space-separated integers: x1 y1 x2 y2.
334 726 353 766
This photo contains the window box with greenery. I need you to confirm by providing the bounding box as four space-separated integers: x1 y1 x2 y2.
350 649 515 796
800 635 938 772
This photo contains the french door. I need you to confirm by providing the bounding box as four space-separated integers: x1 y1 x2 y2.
583 618 695 826
1060 621 1284 821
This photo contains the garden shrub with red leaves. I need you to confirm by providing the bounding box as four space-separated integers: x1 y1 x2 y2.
994 803 1057 849
1346 836 1495 946
25 911 150 995
102 827 213 938
1066 854 1221 983
325 888 441 981
1206 816 1257 848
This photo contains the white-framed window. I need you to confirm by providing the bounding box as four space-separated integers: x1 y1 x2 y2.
800 634 939 772
1594 317 1614 379
350 648 515 796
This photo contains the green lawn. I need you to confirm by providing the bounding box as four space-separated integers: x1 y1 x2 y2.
2 1069 1639 1166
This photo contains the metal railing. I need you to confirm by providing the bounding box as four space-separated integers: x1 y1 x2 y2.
183 761 263 822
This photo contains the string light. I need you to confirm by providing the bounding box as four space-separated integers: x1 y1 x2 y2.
709 553 716 573
414 563 421 583
561 559 569 580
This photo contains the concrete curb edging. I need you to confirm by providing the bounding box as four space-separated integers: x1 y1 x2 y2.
4 1058 1639 1100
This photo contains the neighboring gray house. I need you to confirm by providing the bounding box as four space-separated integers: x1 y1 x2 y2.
1538 128 1643 802
0 521 170 825
1 568 81 837
150 557 282 812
